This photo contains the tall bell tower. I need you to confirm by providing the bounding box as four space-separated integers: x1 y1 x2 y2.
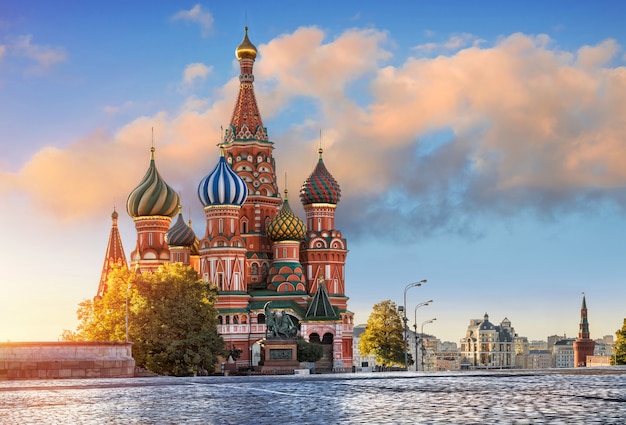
222 27 281 289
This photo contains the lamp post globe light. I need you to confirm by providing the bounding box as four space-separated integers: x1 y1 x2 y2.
402 280 427 371
421 318 437 371
413 300 433 371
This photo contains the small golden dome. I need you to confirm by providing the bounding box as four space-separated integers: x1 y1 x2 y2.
267 191 306 242
235 26 257 60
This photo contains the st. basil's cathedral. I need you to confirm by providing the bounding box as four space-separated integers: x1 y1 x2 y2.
97 28 354 370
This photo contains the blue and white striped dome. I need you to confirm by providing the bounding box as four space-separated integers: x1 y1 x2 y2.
198 152 248 207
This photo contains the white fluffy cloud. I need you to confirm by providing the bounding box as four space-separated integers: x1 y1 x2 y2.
172 4 214 37
12 34 67 69
182 63 212 85
413 33 484 53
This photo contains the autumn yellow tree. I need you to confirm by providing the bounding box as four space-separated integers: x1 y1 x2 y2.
359 300 410 367
65 263 224 376
611 319 626 365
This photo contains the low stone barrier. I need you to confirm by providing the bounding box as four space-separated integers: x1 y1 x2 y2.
0 341 135 380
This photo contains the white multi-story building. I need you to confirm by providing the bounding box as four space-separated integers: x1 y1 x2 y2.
553 338 576 368
528 350 553 369
460 313 517 369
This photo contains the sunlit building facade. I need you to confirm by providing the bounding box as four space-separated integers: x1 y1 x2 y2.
460 313 516 369
553 338 575 368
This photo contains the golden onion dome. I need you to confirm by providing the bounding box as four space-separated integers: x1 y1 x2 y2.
267 191 306 242
235 26 257 60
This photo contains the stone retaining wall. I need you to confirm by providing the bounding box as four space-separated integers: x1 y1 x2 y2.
0 341 135 380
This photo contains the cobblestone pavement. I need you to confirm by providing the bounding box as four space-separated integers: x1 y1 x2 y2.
1 369 626 424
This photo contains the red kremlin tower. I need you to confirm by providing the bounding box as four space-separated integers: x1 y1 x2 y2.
99 27 354 370
573 293 595 367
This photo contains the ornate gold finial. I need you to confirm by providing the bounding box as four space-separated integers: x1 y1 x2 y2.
319 129 324 159
150 127 156 159
284 172 288 199
236 26 257 60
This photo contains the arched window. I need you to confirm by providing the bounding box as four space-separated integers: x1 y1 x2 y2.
322 333 334 344
251 263 259 275
309 333 321 344
233 315 239 324
258 313 266 324
218 315 223 325
225 316 230 325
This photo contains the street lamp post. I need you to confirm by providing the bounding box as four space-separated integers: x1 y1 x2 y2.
402 280 427 371
125 283 131 343
421 318 437 371
413 300 433 371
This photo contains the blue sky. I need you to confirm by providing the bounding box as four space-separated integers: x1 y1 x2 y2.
1 1 625 343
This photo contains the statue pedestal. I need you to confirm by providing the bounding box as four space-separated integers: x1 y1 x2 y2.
258 339 299 373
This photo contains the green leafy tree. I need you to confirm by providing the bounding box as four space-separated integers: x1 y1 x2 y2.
359 300 411 367
65 263 224 376
611 319 626 365
297 337 324 362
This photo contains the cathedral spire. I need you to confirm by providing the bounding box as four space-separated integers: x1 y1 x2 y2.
226 27 268 143
96 208 128 298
